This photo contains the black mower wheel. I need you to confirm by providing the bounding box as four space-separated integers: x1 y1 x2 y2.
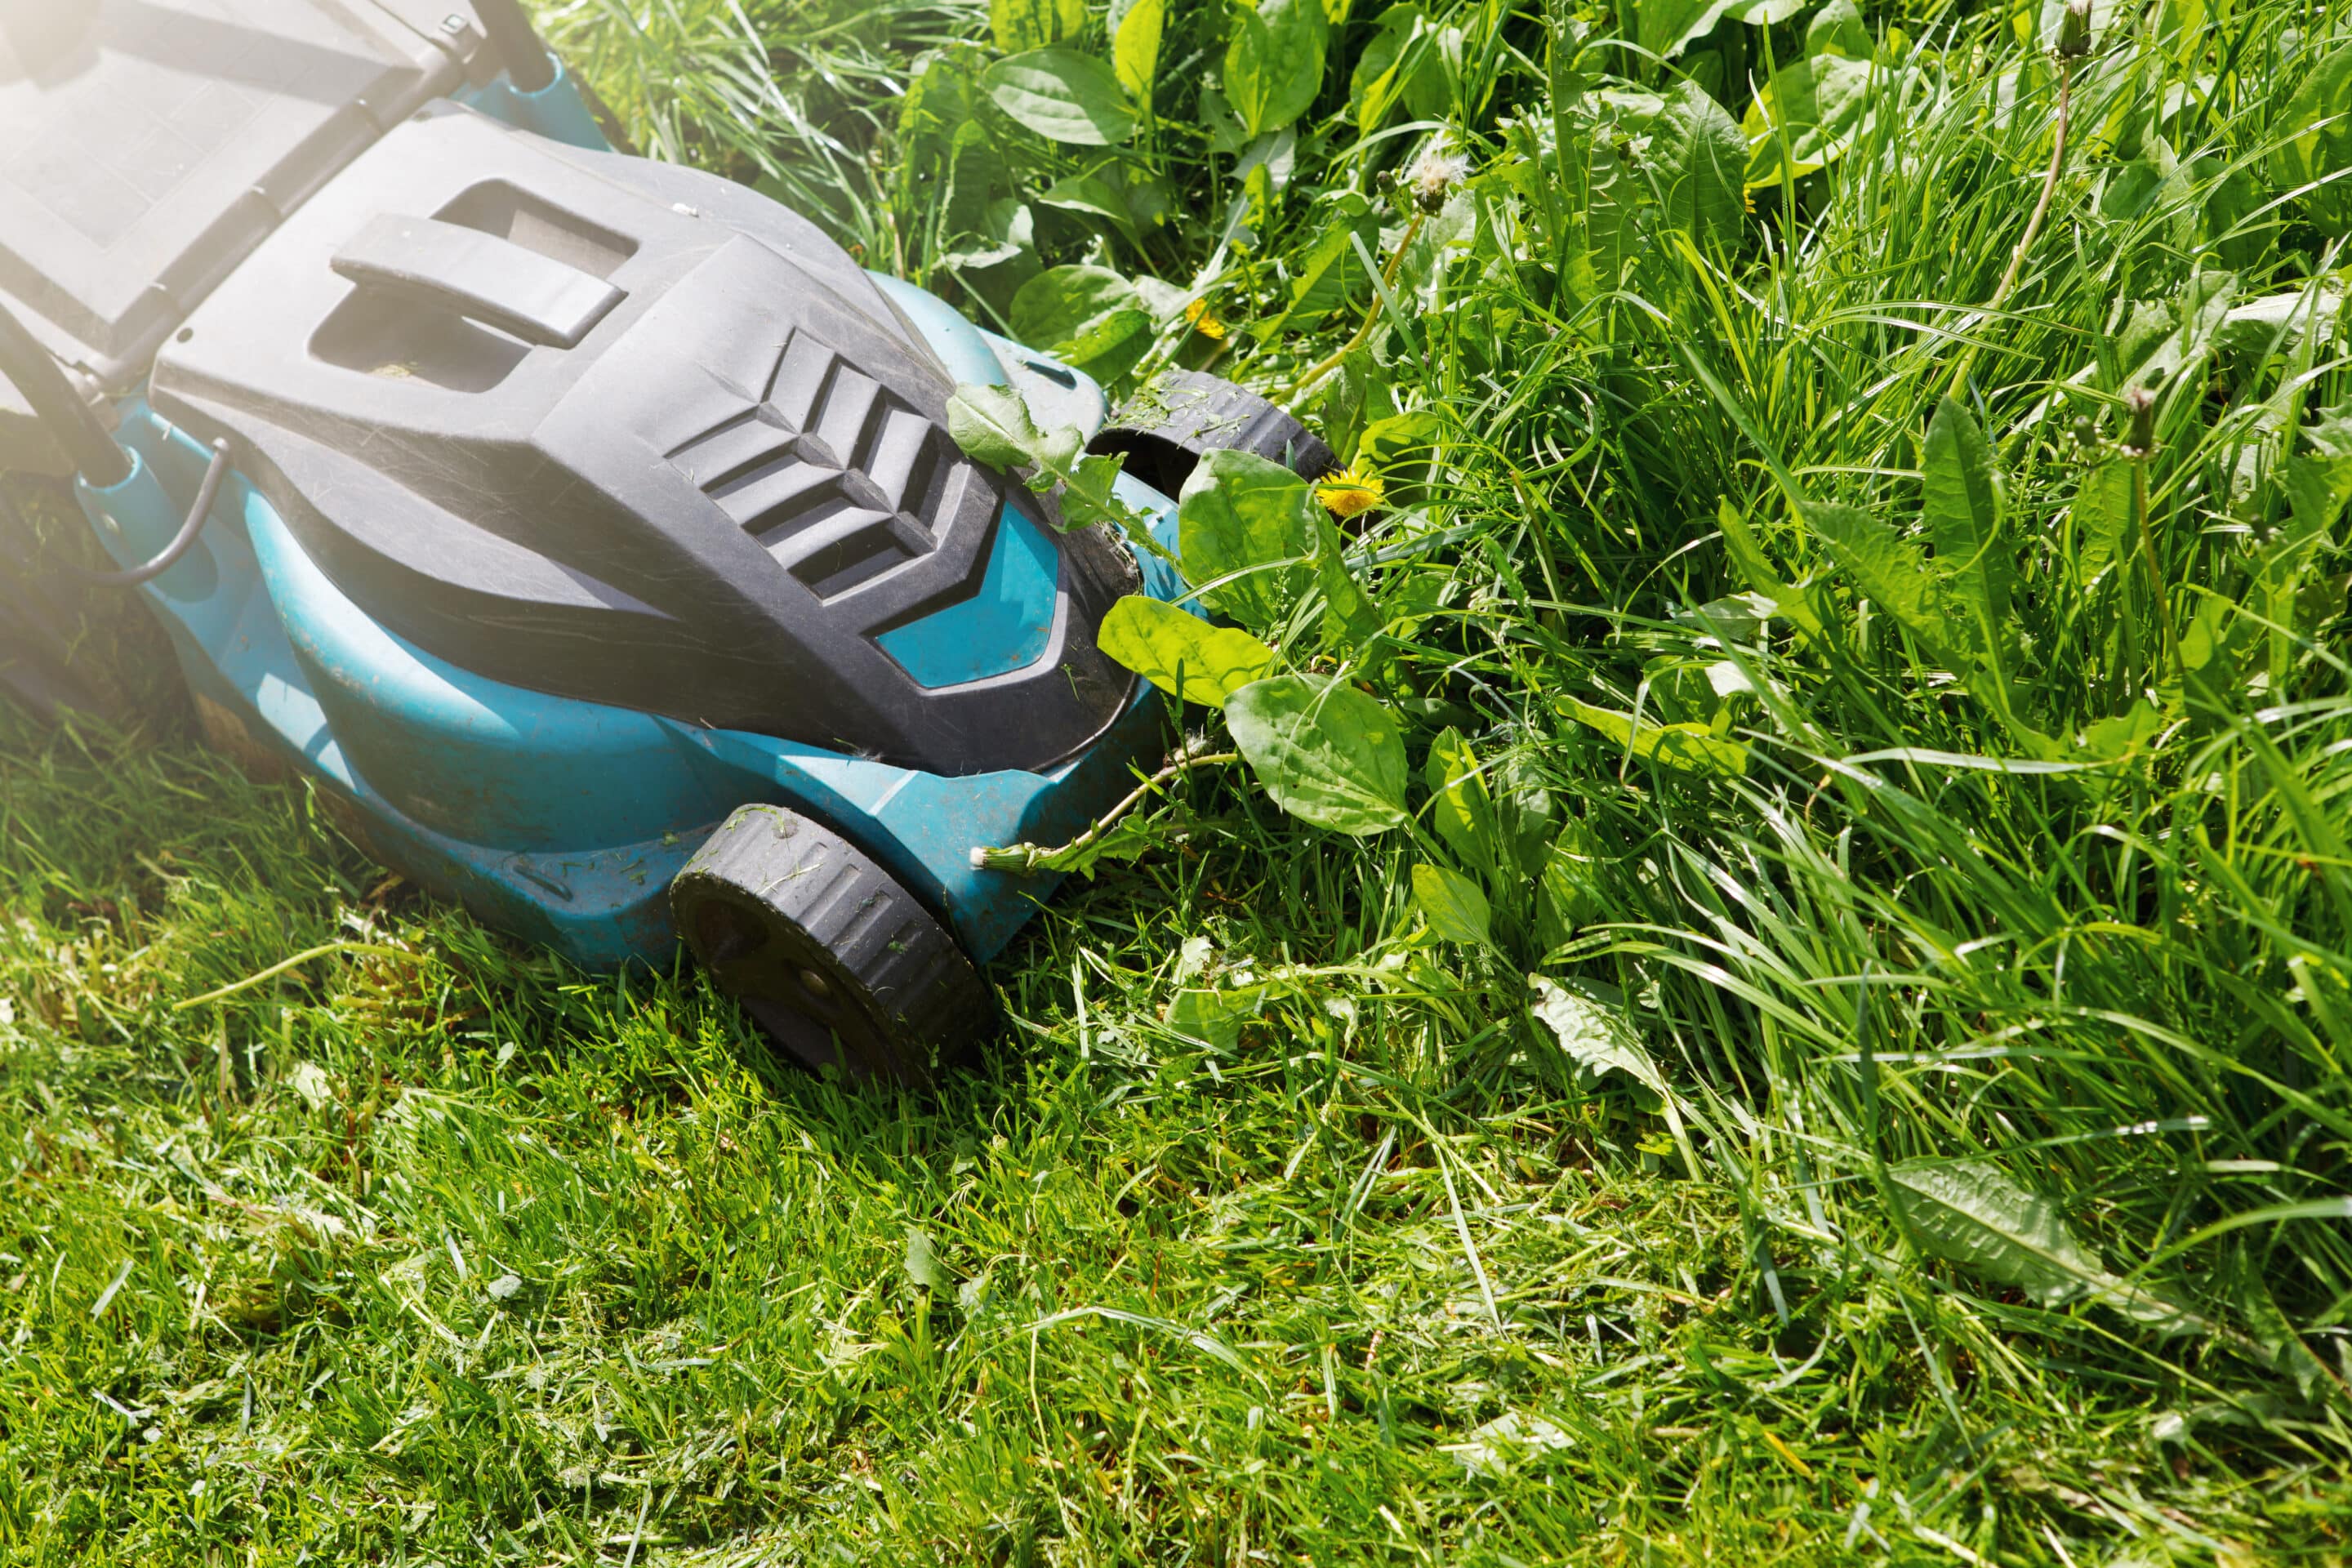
670 804 992 1084
1088 369 1338 499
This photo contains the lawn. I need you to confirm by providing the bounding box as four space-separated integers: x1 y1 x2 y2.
3 0 2351 1560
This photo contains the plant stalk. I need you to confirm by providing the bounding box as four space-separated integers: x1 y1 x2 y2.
2129 442 2177 681
1285 210 1428 404
1945 54 2074 399
971 742 1240 874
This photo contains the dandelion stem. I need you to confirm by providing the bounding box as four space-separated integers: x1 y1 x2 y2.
2128 437 2176 681
1285 211 1427 405
173 942 424 1011
970 741 1239 874
1945 53 2074 399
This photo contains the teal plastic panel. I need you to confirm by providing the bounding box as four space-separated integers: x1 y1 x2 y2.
459 58 609 150
866 272 1007 389
875 506 1059 688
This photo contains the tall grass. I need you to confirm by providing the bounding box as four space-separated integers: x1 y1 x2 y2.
1456 2 2352 1411
1411 6 2352 1401
536 0 988 252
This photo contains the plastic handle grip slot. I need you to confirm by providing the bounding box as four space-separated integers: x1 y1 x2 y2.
331 215 623 350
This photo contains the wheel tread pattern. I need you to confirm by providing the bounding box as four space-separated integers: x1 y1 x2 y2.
1087 369 1339 498
670 804 991 1081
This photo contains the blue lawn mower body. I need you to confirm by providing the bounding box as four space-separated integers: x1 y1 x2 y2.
0 1 1331 1079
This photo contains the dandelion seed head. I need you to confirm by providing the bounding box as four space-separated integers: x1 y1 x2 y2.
1406 140 1468 216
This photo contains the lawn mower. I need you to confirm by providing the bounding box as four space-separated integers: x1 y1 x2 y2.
0 0 1334 1080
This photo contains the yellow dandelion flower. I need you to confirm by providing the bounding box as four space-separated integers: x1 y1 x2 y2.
1316 466 1385 519
1184 298 1228 340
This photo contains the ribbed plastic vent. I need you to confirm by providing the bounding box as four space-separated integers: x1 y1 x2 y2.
667 327 969 599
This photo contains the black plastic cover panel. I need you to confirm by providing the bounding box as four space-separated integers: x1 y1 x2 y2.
0 0 474 466
152 105 1141 777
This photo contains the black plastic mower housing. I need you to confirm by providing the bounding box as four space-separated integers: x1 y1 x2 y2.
147 104 1143 777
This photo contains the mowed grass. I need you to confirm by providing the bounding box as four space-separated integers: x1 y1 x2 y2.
7 0 2352 1560
8 706 2327 1563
